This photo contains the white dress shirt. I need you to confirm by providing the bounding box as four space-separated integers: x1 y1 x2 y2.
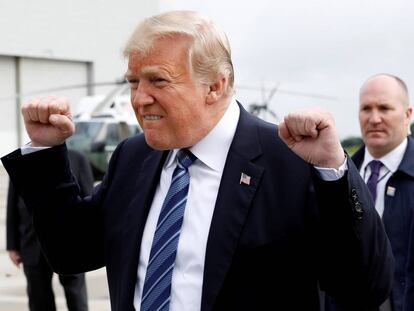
133 99 240 310
359 139 407 217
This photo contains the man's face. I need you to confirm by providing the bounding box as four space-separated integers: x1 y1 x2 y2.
359 76 412 157
125 36 214 150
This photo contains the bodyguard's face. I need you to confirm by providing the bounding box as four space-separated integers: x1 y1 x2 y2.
125 36 213 150
359 76 412 158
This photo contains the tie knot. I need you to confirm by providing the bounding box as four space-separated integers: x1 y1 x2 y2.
177 149 197 169
369 160 382 175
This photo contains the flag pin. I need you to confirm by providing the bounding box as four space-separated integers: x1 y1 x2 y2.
386 186 396 197
240 172 251 185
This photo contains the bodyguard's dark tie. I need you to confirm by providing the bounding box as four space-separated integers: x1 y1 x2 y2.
367 160 382 203
141 149 196 311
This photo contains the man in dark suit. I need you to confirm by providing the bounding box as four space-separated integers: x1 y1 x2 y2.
2 11 393 311
351 74 414 311
6 149 94 311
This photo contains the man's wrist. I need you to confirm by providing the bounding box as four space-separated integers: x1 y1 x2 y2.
21 142 51 155
314 155 348 181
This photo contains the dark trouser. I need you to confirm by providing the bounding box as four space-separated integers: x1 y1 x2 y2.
23 255 88 311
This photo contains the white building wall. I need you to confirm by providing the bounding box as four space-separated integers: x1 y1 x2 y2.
0 56 17 154
0 0 159 155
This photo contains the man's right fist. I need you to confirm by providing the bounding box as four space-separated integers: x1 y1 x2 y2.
22 96 75 147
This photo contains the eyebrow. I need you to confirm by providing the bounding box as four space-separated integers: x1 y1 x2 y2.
125 66 165 79
141 66 164 76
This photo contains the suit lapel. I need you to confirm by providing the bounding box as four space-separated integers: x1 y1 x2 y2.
119 150 167 307
396 137 414 179
201 105 264 310
351 146 365 170
353 138 414 231
383 137 414 229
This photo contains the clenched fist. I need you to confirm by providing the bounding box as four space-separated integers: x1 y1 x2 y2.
278 108 345 169
22 96 75 147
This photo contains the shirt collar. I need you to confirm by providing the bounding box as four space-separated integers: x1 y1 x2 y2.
361 138 408 173
164 97 240 172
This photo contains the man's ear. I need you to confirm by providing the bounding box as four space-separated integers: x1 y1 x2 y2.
406 106 413 119
206 76 227 105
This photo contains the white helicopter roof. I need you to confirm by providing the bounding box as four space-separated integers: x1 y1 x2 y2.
73 83 136 125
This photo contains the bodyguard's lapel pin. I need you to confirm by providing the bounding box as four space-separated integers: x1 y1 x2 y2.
240 172 251 185
386 186 396 197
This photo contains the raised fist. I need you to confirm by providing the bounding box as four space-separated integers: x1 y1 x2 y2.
22 96 75 147
278 108 344 169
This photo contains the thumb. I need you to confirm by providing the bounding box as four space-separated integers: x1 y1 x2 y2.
278 122 295 146
278 122 289 141
49 114 75 135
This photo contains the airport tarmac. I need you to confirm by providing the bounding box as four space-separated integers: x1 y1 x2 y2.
0 166 111 311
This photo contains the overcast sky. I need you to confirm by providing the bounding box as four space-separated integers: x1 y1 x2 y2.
160 0 414 139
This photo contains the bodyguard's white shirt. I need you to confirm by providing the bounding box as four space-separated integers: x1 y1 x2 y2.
359 138 407 217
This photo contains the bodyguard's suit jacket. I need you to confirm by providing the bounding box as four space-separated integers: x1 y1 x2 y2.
2 105 393 311
6 149 94 266
352 137 414 311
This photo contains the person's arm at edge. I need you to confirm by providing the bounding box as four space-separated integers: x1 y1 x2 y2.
6 180 22 267
1 143 106 274
313 156 394 308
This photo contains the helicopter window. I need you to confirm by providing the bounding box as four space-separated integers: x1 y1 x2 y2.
73 122 103 139
106 123 121 145
129 124 141 135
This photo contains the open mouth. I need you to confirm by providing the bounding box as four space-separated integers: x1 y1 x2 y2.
144 115 162 121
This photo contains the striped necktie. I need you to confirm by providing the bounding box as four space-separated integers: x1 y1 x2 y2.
141 149 196 311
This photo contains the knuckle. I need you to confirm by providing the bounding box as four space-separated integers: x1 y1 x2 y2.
27 100 37 110
38 102 49 113
27 100 39 111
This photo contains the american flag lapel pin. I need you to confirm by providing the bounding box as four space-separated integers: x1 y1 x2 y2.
240 172 251 185
386 186 396 197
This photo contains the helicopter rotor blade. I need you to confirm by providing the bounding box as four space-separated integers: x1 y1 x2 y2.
0 80 127 102
266 108 278 120
237 84 338 101
265 83 280 104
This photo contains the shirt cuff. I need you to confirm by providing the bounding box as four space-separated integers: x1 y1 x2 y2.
21 142 51 155
313 156 348 181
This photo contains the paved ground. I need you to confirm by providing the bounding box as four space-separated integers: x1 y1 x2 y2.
0 166 111 311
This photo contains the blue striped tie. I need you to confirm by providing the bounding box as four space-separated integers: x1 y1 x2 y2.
141 149 196 311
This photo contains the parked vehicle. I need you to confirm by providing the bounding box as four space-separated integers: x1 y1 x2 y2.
67 83 141 180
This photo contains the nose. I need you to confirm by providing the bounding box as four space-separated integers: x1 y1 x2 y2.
368 110 382 124
131 81 154 108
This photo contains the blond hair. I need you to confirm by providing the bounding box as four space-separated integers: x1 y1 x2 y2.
123 10 234 94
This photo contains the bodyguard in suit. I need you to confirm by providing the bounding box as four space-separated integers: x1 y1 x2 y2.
2 11 393 311
351 74 414 311
6 149 93 311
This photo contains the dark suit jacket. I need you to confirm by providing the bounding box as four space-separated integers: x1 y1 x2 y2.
6 149 94 266
352 137 414 311
2 105 393 311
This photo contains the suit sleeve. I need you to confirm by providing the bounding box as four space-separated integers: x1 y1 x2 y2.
68 149 94 197
314 157 394 309
402 218 414 311
6 180 21 251
1 144 114 274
